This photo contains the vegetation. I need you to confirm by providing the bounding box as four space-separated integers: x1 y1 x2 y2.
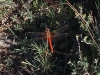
0 0 100 75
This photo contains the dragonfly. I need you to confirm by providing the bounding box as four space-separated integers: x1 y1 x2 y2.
26 25 68 53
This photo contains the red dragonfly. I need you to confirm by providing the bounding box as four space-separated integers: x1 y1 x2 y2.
26 25 68 53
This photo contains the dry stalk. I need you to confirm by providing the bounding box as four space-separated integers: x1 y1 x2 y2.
66 0 100 50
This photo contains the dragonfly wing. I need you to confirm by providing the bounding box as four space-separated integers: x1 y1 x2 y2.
52 25 68 34
26 25 69 44
26 32 47 44
26 32 46 39
29 38 46 44
26 25 68 39
52 33 68 43
26 33 69 43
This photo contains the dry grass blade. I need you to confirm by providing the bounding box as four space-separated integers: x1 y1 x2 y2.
67 0 100 50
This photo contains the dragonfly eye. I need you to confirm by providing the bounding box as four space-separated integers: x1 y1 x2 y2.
45 28 50 32
46 28 49 30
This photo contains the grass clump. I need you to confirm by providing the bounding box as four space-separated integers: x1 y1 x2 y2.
11 40 54 75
